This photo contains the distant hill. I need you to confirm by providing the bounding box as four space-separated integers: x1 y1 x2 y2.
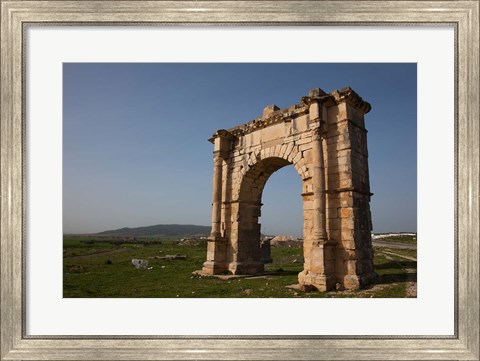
95 224 211 237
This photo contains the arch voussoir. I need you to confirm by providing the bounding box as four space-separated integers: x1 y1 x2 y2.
259 148 267 160
272 144 282 158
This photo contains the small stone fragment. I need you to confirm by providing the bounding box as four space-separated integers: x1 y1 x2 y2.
335 282 345 291
131 259 148 269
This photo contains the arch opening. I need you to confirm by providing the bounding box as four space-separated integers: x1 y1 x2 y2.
232 157 305 274
261 165 303 238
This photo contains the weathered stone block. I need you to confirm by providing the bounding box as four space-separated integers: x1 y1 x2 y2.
337 102 348 121
328 229 340 240
346 260 360 274
263 104 279 118
262 138 284 149
346 103 366 128
287 150 296 163
340 207 353 219
309 102 321 120
296 137 311 146
294 115 309 132
303 200 314 210
343 275 360 290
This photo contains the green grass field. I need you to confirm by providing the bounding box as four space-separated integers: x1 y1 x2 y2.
63 236 416 298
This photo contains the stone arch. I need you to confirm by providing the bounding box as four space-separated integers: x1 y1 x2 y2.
236 146 306 196
201 87 378 291
232 155 306 274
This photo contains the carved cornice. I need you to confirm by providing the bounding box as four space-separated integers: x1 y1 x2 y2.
331 87 372 114
210 87 371 140
227 104 309 137
302 87 371 114
300 93 332 106
208 129 235 143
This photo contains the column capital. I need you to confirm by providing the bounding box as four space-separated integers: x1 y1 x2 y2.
213 154 223 165
211 130 233 159
210 149 224 239
208 129 235 143
310 122 325 141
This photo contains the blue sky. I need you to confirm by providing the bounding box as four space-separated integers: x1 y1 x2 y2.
63 63 416 235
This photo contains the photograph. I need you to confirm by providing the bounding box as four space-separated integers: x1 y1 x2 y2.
62 63 417 298
1 0 478 359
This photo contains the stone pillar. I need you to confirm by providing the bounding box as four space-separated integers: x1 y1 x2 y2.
311 125 327 242
325 88 378 289
299 101 335 291
210 154 223 239
202 132 231 275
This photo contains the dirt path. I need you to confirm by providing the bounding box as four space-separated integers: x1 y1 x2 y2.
377 251 417 297
380 250 417 262
372 240 417 249
405 266 417 297
64 248 128 259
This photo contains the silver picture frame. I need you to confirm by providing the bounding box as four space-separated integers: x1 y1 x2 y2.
1 1 479 360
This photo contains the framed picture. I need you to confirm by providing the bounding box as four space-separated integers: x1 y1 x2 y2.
1 1 479 360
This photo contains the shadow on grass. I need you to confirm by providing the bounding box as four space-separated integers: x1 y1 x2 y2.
263 269 299 277
374 260 417 285
375 260 416 270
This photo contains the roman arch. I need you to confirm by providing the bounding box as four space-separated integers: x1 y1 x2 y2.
202 87 378 291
